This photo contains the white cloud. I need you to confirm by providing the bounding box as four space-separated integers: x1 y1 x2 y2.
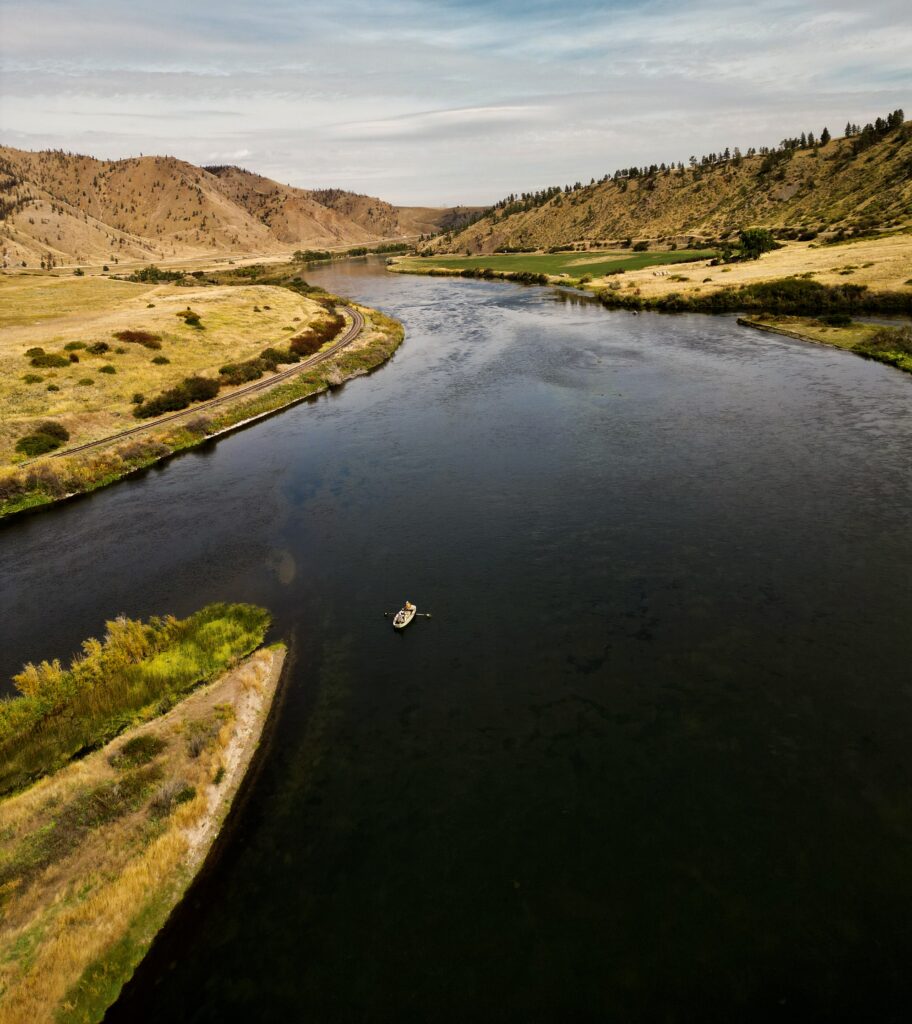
0 0 909 204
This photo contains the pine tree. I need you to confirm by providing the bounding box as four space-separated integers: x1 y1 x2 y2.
820 126 831 145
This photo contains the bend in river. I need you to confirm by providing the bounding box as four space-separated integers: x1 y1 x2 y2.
3 259 912 1020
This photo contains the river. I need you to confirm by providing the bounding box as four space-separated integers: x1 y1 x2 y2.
3 260 912 1020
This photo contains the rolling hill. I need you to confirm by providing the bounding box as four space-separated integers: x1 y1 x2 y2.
0 147 478 269
428 114 912 254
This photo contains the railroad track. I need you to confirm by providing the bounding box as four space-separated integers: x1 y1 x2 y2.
40 305 365 462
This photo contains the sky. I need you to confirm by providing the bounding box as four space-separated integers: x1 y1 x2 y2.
1 0 910 206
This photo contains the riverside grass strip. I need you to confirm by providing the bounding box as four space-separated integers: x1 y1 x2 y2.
0 634 285 1024
0 603 270 796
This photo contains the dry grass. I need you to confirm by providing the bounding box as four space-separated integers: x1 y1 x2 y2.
0 646 284 1024
588 233 912 298
0 275 325 462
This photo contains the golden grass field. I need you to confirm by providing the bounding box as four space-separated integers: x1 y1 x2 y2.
0 645 284 1024
0 273 326 462
592 233 912 299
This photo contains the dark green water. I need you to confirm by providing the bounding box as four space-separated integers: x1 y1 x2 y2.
2 261 912 1021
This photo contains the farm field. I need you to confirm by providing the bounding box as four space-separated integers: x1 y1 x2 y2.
391 249 717 278
598 233 912 300
0 274 327 463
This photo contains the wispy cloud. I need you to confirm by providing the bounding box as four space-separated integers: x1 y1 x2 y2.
0 0 909 204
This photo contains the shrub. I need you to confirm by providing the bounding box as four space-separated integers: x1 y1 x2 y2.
23 462 69 498
219 361 263 385
98 364 116 374
25 347 45 357
87 341 110 354
34 420 70 443
131 392 144 404
30 352 70 368
64 341 86 351
47 384 60 392
69 352 80 363
73 267 84 276
22 373 44 384
738 228 781 260
15 420 70 456
149 779 196 817
127 265 184 283
134 376 220 418
16 433 62 457
109 734 167 770
176 308 203 328
632 240 649 252
113 329 162 349
116 438 170 463
820 313 852 327
77 378 95 386
151 355 170 365
0 603 270 794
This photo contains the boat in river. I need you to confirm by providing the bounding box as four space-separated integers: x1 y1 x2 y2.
392 601 417 629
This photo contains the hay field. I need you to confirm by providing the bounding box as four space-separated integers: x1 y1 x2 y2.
0 274 324 462
593 234 912 299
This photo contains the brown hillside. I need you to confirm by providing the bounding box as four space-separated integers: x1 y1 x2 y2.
432 123 912 254
0 147 479 269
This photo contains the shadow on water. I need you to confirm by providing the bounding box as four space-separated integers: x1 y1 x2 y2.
3 260 912 1021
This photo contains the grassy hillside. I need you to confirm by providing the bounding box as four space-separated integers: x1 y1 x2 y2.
0 148 474 269
431 116 912 255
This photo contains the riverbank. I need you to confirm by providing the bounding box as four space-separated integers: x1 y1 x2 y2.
0 302 404 520
0 632 283 1024
739 314 912 374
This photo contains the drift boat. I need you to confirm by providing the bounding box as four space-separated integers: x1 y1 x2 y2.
392 601 417 629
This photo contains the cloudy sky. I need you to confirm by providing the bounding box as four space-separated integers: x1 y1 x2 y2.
1 0 909 205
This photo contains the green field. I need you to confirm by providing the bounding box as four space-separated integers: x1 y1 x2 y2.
394 249 717 278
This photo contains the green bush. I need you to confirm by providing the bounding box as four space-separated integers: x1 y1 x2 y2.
0 602 271 795
632 240 649 252
22 373 44 384
176 308 203 328
77 378 95 386
30 352 70 368
64 341 86 351
131 392 144 404
47 383 60 392
87 341 110 354
134 376 220 418
98 364 116 374
15 433 61 457
14 421 69 457
820 313 853 326
738 228 781 260
69 352 80 363
151 355 170 365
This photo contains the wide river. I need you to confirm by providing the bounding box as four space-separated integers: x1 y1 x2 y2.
3 260 912 1020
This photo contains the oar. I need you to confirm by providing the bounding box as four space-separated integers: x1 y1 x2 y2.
383 611 433 619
